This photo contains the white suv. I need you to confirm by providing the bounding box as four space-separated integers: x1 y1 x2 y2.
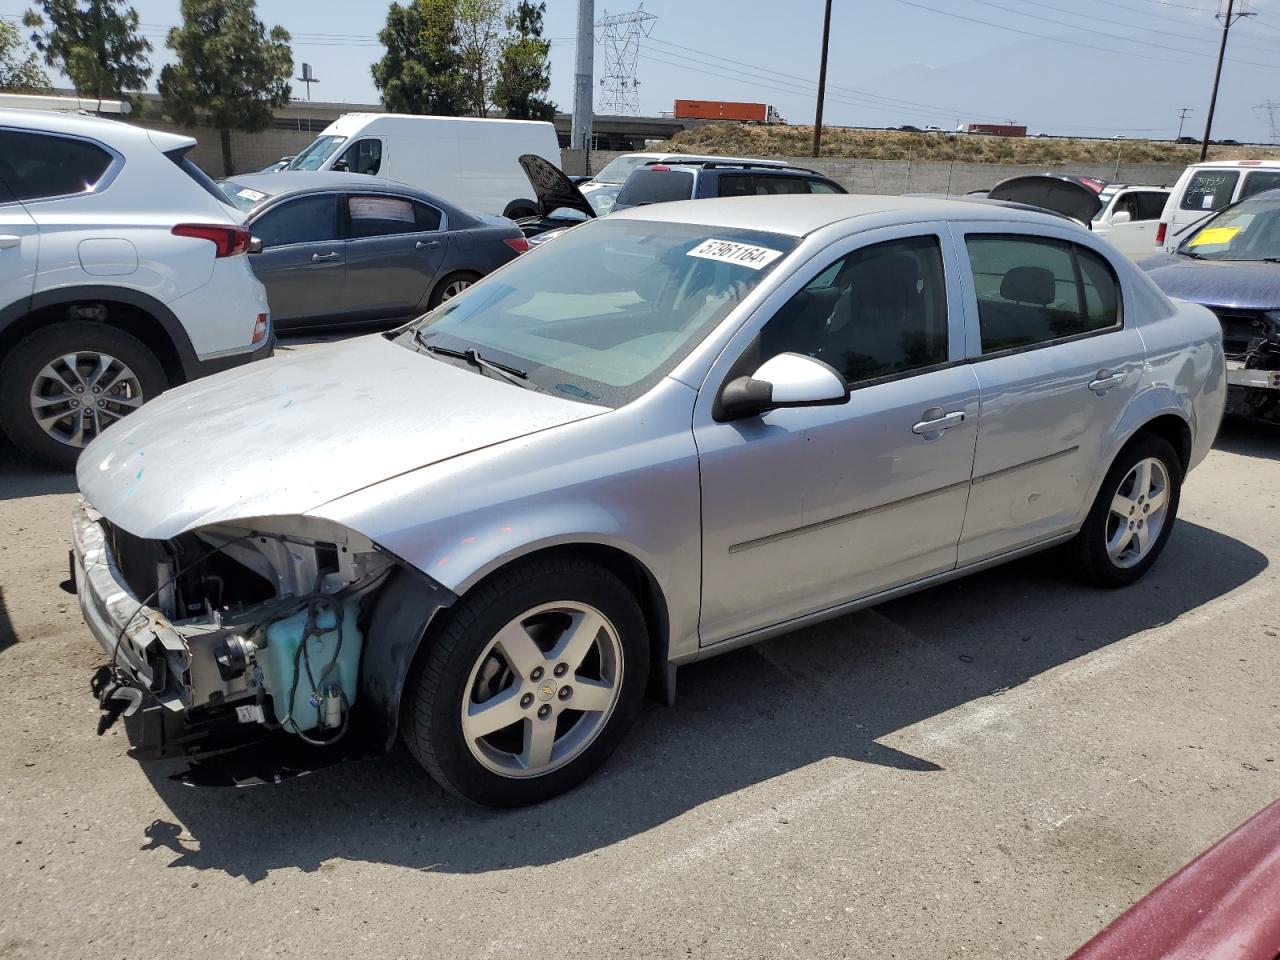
0 109 272 467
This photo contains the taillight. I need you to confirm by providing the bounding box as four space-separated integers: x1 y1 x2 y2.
503 236 530 254
649 164 670 172
1155 222 1167 245
251 313 269 344
172 223 252 257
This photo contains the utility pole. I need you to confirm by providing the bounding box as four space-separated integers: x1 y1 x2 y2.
812 0 833 157
1200 0 1254 162
571 0 595 153
1176 107 1192 140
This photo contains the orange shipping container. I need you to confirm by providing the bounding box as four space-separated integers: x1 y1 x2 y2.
673 99 769 123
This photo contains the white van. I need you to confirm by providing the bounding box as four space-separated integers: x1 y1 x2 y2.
285 113 560 218
1158 160 1280 252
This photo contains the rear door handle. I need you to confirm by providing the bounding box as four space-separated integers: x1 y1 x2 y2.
415 239 440 249
912 409 966 436
0 235 22 250
312 251 341 262
1088 369 1126 392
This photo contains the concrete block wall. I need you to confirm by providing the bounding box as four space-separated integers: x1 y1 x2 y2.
131 116 316 176
568 149 1186 195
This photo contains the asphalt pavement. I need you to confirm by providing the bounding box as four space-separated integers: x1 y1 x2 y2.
1 369 1278 959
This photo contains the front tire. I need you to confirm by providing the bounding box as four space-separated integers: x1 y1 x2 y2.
403 557 650 806
0 322 167 469
1069 433 1182 587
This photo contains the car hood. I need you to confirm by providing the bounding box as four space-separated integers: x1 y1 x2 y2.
989 174 1106 224
1139 254 1280 312
519 153 597 220
77 335 605 540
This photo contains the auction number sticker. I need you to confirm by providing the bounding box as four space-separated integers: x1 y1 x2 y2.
236 188 266 202
688 238 783 270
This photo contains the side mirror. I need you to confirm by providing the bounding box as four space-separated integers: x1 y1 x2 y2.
715 352 850 422
1111 209 1132 225
332 158 349 172
247 236 263 254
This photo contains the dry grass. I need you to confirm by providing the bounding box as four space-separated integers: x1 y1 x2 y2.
653 124 1280 165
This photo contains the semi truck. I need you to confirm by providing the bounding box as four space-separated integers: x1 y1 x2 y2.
673 100 784 124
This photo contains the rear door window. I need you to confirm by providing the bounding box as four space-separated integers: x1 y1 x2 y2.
0 131 113 200
252 195 340 247
1134 191 1168 220
615 169 695 206
1241 170 1280 200
754 176 811 195
966 235 1121 354
1179 171 1240 212
346 195 441 237
809 180 843 194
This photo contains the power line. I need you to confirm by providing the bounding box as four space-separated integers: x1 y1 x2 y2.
1009 0 1280 53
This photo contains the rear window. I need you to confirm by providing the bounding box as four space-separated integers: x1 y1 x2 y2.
615 169 695 207
218 178 273 212
0 130 113 201
1241 170 1280 200
1180 171 1240 212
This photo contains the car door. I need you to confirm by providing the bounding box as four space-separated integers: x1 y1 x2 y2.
247 193 345 330
956 227 1144 565
1105 190 1168 257
0 174 38 312
341 193 449 323
694 225 981 646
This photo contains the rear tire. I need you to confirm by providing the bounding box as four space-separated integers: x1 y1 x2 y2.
1067 433 1182 588
427 271 480 309
402 557 649 807
0 322 167 469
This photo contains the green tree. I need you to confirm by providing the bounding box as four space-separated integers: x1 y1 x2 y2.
23 0 151 105
0 19 52 92
455 0 505 117
371 0 463 115
158 0 292 177
493 0 554 121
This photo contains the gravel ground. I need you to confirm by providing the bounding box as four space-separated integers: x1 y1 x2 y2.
0 411 1277 960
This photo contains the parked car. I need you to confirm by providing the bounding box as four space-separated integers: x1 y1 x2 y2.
257 155 294 173
1157 159 1280 251
516 154 846 245
219 172 528 332
1091 184 1172 258
74 195 1223 806
0 108 271 467
1068 797 1280 959
283 112 559 218
1141 188 1280 422
578 152 791 216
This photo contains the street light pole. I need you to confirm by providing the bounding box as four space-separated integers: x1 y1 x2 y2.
571 0 595 154
1200 0 1253 162
812 0 833 158
1176 107 1192 140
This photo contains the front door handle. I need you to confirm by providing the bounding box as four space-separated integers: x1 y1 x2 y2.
0 235 22 250
415 239 440 249
312 251 341 262
1088 369 1126 393
912 409 966 436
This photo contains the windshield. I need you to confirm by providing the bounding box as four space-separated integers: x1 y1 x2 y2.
593 155 657 185
615 169 696 208
1178 190 1280 261
401 219 797 407
286 134 347 171
218 179 274 212
1093 189 1118 222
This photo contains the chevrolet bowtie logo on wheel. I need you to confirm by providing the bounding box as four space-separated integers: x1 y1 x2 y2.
538 681 557 702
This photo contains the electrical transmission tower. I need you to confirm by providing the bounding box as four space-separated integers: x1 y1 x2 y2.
1254 100 1280 144
595 3 657 115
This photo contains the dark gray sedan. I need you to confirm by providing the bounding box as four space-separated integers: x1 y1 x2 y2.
219 172 529 332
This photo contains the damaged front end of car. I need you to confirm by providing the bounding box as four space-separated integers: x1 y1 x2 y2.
1215 309 1280 420
72 499 453 780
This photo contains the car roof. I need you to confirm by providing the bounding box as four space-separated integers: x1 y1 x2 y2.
608 193 1070 237
1186 159 1280 169
225 171 473 220
661 162 826 177
0 107 195 153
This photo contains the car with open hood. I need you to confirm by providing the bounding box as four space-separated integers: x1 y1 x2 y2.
1141 188 1280 422
73 194 1223 806
988 174 1109 226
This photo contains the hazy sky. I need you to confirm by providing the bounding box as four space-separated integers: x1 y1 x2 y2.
5 0 1280 141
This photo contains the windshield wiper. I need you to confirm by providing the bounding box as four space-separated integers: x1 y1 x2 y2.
421 341 534 388
1176 248 1207 260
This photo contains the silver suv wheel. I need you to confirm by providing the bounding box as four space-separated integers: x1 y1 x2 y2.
460 600 624 779
30 350 146 449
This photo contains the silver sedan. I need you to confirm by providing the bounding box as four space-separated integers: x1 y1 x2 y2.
72 195 1226 805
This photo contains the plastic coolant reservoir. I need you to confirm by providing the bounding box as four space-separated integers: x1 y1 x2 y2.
258 599 362 734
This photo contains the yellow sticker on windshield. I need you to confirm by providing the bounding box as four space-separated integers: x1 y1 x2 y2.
1189 226 1241 247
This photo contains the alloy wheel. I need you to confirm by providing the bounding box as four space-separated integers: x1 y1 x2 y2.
1106 456 1170 568
460 601 624 779
441 279 471 301
28 351 146 449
